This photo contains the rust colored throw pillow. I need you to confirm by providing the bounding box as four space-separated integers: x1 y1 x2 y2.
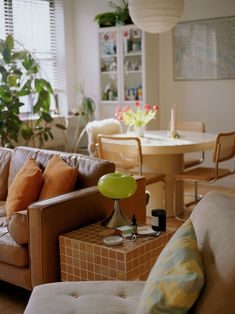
39 155 78 200
6 158 43 217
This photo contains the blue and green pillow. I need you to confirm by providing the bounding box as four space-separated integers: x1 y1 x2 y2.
138 219 204 314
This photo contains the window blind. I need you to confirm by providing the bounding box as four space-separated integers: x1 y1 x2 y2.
0 0 66 113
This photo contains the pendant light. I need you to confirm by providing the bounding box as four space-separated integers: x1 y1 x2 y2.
128 0 184 34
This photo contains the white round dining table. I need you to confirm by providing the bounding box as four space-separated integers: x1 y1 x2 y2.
115 130 216 217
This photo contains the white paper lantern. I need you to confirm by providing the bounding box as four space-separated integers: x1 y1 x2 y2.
128 0 184 34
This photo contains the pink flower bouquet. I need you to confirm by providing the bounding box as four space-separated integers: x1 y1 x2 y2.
115 101 159 131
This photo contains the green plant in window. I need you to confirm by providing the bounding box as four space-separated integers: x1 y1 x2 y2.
0 34 65 148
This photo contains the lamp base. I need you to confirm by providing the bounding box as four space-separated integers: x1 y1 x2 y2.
102 200 130 228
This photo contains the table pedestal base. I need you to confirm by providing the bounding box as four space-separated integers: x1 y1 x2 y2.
143 154 184 218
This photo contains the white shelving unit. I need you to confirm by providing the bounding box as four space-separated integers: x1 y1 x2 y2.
98 24 159 129
98 25 145 104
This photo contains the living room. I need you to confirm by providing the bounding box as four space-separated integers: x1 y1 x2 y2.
0 0 235 313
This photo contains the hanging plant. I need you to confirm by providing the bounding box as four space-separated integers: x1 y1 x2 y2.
0 34 65 148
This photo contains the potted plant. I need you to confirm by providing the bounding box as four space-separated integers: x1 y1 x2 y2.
94 0 133 27
74 84 96 126
0 34 65 148
109 0 133 25
94 11 117 27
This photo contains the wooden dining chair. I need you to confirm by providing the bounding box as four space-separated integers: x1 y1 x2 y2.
177 121 206 169
97 135 166 206
174 131 235 221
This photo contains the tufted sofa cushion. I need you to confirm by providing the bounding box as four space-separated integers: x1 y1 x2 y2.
24 281 145 314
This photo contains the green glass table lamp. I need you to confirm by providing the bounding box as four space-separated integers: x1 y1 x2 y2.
98 172 137 228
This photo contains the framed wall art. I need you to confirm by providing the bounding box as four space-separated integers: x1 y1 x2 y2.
173 16 235 80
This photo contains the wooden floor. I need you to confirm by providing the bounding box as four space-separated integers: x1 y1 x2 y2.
0 281 30 314
1 179 235 314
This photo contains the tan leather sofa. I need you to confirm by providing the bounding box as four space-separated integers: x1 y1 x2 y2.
0 146 146 291
25 191 235 314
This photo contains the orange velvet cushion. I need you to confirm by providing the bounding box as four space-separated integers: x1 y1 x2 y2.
39 155 78 200
6 158 43 217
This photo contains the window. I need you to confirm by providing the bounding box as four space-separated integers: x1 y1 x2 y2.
0 0 66 113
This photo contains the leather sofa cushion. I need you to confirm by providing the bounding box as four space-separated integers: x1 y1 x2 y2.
0 227 28 267
0 148 13 200
8 210 28 245
6 158 43 217
39 155 78 200
8 146 115 190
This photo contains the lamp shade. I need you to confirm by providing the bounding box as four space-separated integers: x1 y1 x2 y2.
98 173 137 200
128 0 184 34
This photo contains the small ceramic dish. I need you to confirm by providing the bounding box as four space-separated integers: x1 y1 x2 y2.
103 235 124 246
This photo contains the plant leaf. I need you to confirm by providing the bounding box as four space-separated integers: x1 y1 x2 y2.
12 51 26 60
21 124 33 140
48 131 54 140
35 79 44 92
40 79 53 94
6 35 14 51
22 53 33 70
2 44 11 63
43 132 49 141
42 111 53 123
55 123 66 130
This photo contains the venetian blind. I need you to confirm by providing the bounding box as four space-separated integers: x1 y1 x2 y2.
0 0 66 112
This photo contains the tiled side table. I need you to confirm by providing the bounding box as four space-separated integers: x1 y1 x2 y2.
59 223 173 282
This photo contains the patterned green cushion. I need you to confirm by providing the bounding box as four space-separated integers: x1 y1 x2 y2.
138 219 204 314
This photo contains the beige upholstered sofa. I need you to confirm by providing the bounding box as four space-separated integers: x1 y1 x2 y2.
25 191 235 314
0 146 146 291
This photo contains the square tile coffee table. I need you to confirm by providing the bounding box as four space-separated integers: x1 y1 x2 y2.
59 223 173 282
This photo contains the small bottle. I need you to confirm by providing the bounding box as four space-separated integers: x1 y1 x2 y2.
130 214 137 234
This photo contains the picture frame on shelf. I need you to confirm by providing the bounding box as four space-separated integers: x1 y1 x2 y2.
173 16 235 80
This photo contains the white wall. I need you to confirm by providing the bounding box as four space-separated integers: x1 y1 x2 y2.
61 0 235 182
69 0 111 119
159 0 235 133
67 0 235 134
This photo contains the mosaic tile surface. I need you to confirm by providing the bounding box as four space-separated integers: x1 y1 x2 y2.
60 223 173 281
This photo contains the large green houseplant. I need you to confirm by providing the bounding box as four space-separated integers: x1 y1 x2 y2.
0 35 65 148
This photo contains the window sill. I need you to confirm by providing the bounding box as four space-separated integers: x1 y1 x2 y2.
19 112 62 121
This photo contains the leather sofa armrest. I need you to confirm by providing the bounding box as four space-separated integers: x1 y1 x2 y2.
28 176 146 288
